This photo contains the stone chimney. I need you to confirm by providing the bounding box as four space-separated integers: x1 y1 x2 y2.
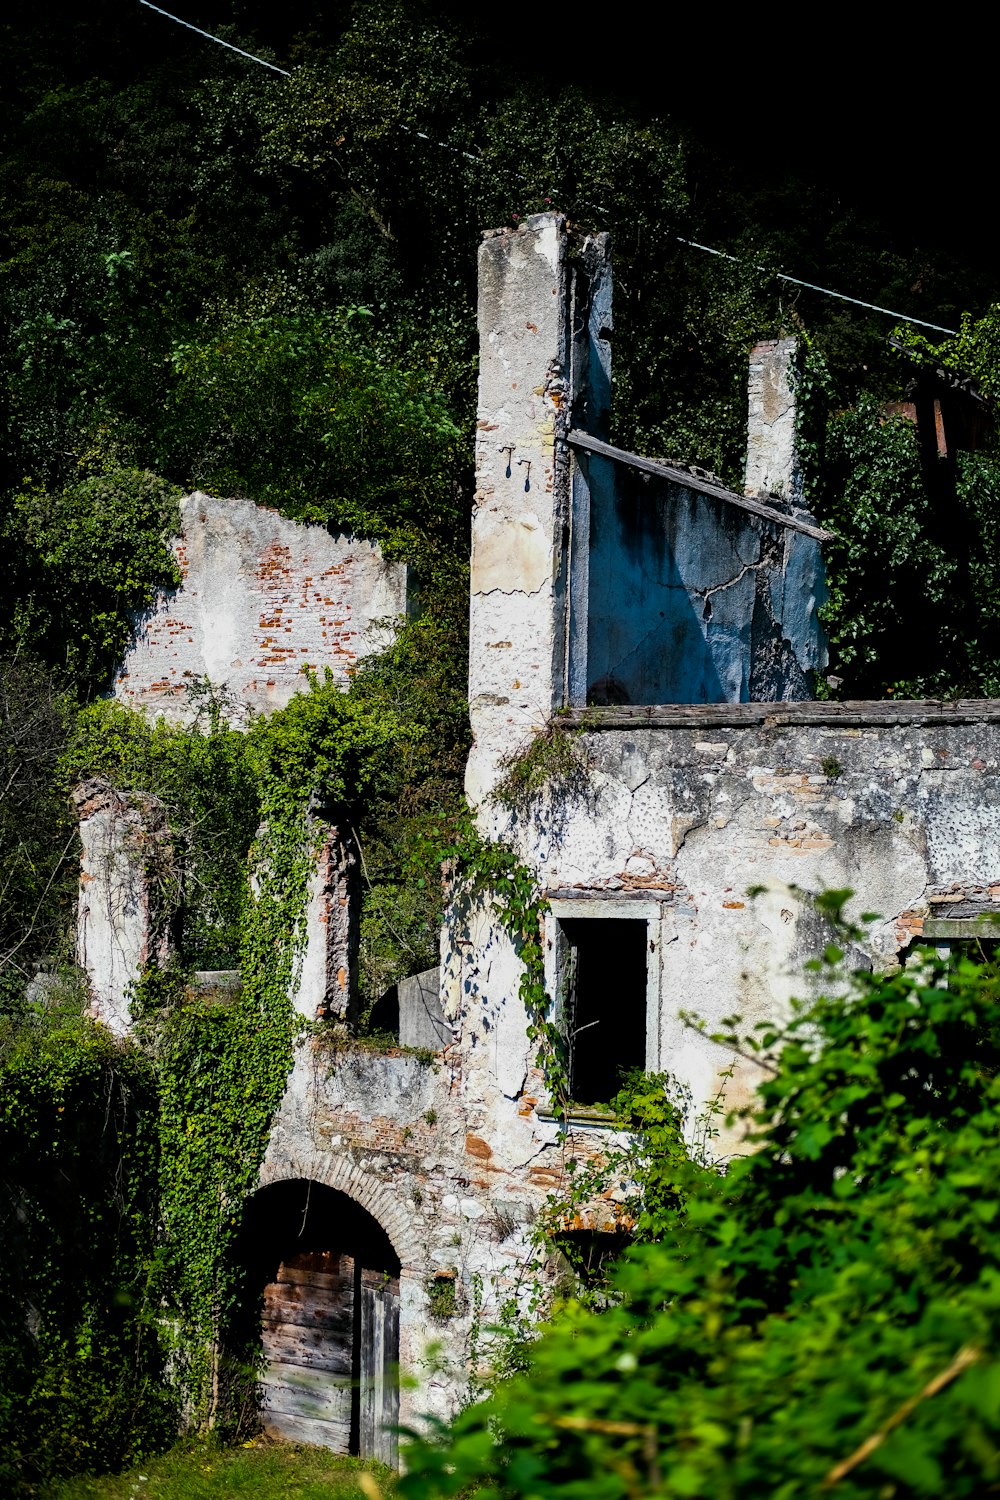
745 337 802 503
465 213 611 810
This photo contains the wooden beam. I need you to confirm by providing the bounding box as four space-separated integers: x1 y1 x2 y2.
558 700 1000 731
567 428 835 543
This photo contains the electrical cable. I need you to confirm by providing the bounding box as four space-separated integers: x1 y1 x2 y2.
135 0 962 340
675 238 958 336
137 0 290 75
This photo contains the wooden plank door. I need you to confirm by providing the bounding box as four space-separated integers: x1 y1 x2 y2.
358 1269 400 1466
261 1250 354 1450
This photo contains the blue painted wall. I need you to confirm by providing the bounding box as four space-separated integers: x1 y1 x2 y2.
580 456 827 706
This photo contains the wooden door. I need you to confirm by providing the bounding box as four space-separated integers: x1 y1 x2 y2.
359 1269 400 1466
261 1250 355 1449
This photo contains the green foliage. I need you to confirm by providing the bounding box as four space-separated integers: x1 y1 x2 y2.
809 397 959 696
895 308 1000 407
1 469 180 697
67 678 409 1429
804 377 1000 697
151 980 300 1432
348 612 470 1011
400 935 1000 1498
0 657 77 1000
0 991 173 1493
66 692 260 969
0 672 414 1475
491 723 587 815
4 0 997 706
425 1273 458 1322
164 307 465 570
431 818 564 1111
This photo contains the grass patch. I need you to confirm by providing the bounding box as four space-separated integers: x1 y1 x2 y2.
39 1439 395 1500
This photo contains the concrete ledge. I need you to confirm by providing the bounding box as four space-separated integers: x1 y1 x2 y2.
559 700 1000 730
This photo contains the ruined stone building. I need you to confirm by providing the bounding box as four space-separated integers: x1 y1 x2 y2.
75 213 1000 1462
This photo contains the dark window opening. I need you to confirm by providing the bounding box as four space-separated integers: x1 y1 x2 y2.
559 918 648 1107
556 1228 631 1292
366 984 400 1041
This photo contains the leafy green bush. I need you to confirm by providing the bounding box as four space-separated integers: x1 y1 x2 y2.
1 468 180 697
0 997 172 1494
400 926 1000 1498
163 308 465 564
0 657 77 1002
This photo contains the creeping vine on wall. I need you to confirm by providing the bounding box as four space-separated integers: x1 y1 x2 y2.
429 817 567 1114
22 673 410 1449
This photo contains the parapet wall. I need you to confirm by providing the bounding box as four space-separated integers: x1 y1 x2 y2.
115 492 409 723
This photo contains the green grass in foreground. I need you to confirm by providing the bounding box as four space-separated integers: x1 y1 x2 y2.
38 1439 395 1500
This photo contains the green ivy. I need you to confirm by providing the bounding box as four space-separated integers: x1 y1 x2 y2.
490 722 587 816
0 671 413 1463
425 817 565 1114
399 928 1000 1499
0 987 174 1493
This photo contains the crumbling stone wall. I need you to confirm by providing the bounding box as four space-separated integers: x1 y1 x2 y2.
497 702 1000 1140
115 492 409 723
74 779 176 1034
74 210 1000 1448
261 1018 618 1430
467 213 828 792
583 464 826 705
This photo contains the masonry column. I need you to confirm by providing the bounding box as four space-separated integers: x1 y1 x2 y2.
745 336 829 691
745 337 803 503
74 779 176 1035
466 213 572 811
293 822 359 1024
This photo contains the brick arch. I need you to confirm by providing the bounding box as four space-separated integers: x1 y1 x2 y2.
255 1152 422 1270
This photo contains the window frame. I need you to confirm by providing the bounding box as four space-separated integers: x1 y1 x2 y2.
544 899 664 1106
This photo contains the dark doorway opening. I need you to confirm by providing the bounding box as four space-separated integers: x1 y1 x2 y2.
235 1180 400 1463
559 918 648 1107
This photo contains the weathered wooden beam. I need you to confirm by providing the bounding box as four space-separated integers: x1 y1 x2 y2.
567 428 835 543
261 1411 351 1449
263 1298 352 1334
558 699 1000 731
924 918 1000 939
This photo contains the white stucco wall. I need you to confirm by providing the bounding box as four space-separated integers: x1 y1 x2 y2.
115 492 409 723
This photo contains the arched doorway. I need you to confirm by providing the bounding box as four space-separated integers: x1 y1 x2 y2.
238 1180 400 1463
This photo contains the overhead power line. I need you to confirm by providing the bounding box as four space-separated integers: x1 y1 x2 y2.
137 1 291 75
675 238 958 336
135 1 962 341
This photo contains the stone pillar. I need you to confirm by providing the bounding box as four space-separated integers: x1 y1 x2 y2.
745 337 802 502
466 213 576 809
293 823 358 1023
74 779 176 1035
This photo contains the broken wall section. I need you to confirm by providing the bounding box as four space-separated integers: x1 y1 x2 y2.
76 786 359 1032
74 779 177 1035
468 213 830 796
116 492 410 724
293 823 360 1025
576 335 828 707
